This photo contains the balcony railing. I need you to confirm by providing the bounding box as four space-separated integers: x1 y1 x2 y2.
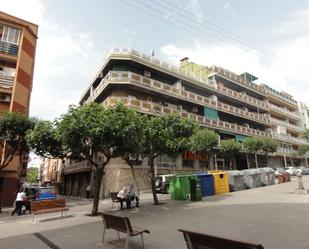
268 103 300 120
62 160 91 174
0 40 19 56
276 147 298 155
106 49 268 110
0 74 14 89
262 85 298 106
272 133 307 145
86 71 270 124
270 117 303 132
210 66 266 95
103 96 271 138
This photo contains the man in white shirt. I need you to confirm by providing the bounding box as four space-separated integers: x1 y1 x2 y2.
11 189 25 216
117 187 129 209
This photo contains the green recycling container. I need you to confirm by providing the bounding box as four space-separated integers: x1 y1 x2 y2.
170 175 199 200
190 177 202 201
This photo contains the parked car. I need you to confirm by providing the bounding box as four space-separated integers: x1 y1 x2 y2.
283 167 297 176
155 174 174 193
35 186 57 200
297 167 309 175
274 168 286 176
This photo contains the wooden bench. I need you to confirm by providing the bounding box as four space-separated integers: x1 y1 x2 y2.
31 198 69 223
179 229 264 249
102 213 150 249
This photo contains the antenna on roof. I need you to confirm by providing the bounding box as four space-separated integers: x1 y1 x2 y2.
151 49 155 57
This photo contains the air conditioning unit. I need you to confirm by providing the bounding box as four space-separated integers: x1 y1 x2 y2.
192 107 198 113
0 94 11 103
144 70 151 77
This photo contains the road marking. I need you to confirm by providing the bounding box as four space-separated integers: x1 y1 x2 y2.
33 233 61 249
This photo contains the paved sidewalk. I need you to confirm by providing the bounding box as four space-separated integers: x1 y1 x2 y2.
1 176 309 249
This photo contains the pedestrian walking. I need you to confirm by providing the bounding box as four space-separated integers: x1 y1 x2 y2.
86 184 91 199
11 189 25 216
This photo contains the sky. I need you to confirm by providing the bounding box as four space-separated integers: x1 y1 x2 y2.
1 0 309 122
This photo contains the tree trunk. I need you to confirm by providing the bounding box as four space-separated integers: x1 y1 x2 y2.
149 157 159 205
0 177 3 213
128 163 140 196
91 167 104 216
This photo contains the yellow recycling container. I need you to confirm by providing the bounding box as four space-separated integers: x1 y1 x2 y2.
210 171 229 195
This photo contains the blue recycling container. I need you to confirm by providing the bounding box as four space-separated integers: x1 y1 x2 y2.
194 173 214 197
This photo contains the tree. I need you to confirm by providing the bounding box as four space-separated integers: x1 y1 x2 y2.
243 137 263 168
143 114 197 205
0 112 36 212
301 129 309 140
27 103 148 216
298 144 309 156
219 139 242 170
190 129 219 170
26 167 39 183
259 137 278 167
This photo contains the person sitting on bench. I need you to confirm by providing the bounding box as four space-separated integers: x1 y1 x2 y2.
127 184 140 208
117 187 130 209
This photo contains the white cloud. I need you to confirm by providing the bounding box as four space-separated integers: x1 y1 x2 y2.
223 3 230 10
1 0 103 121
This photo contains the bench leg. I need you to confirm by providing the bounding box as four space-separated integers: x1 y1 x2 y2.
117 231 120 240
141 233 145 249
32 214 35 223
102 226 106 245
125 234 129 249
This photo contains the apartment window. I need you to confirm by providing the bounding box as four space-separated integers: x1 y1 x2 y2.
182 159 194 168
1 25 20 45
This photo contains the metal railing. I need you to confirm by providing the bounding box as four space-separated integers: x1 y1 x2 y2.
62 160 91 174
102 96 271 138
270 117 303 132
276 147 298 155
107 49 268 108
210 66 265 95
0 40 19 56
268 103 300 120
86 71 270 124
272 133 307 145
0 74 14 88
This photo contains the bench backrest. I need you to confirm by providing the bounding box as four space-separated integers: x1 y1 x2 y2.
102 213 133 234
179 229 264 249
31 198 66 212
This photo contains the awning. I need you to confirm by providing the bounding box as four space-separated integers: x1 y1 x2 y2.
235 134 248 142
204 107 219 120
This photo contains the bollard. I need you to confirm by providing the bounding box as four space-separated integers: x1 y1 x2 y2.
297 171 304 190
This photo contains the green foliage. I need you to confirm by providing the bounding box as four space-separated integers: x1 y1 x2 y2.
0 112 36 170
219 139 242 158
243 137 263 154
26 167 39 183
259 137 278 155
26 120 63 158
301 129 309 140
190 129 218 154
144 113 198 157
298 144 309 156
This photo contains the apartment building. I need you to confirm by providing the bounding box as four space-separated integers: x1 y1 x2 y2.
41 158 63 194
63 48 308 198
299 102 309 130
0 12 38 206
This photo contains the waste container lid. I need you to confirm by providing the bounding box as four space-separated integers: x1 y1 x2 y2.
257 167 275 173
242 169 260 175
226 170 245 176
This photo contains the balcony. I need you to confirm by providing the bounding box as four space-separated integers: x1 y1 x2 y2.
210 66 266 95
62 160 91 174
102 96 271 138
0 40 19 56
269 103 300 120
87 71 270 125
262 85 298 106
270 117 303 132
272 133 307 145
276 147 298 155
0 74 14 89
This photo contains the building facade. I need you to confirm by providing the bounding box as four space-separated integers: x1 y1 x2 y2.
41 158 63 194
0 12 38 206
63 48 308 198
